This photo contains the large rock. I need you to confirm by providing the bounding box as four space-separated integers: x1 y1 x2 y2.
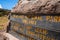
0 32 9 40
11 0 60 14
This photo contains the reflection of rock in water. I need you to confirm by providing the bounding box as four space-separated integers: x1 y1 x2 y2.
0 33 9 40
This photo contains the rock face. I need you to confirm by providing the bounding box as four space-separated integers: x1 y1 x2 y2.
0 32 9 40
11 0 60 14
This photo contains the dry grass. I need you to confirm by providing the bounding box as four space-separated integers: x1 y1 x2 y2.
0 15 9 31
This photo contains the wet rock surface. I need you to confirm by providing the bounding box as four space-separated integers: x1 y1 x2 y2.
11 0 60 14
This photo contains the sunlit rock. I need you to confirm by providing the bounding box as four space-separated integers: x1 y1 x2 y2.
11 0 60 14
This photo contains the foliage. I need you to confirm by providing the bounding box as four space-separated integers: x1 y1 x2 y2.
0 9 10 16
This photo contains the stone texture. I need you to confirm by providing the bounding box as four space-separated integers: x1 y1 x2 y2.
0 32 9 40
11 0 60 14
